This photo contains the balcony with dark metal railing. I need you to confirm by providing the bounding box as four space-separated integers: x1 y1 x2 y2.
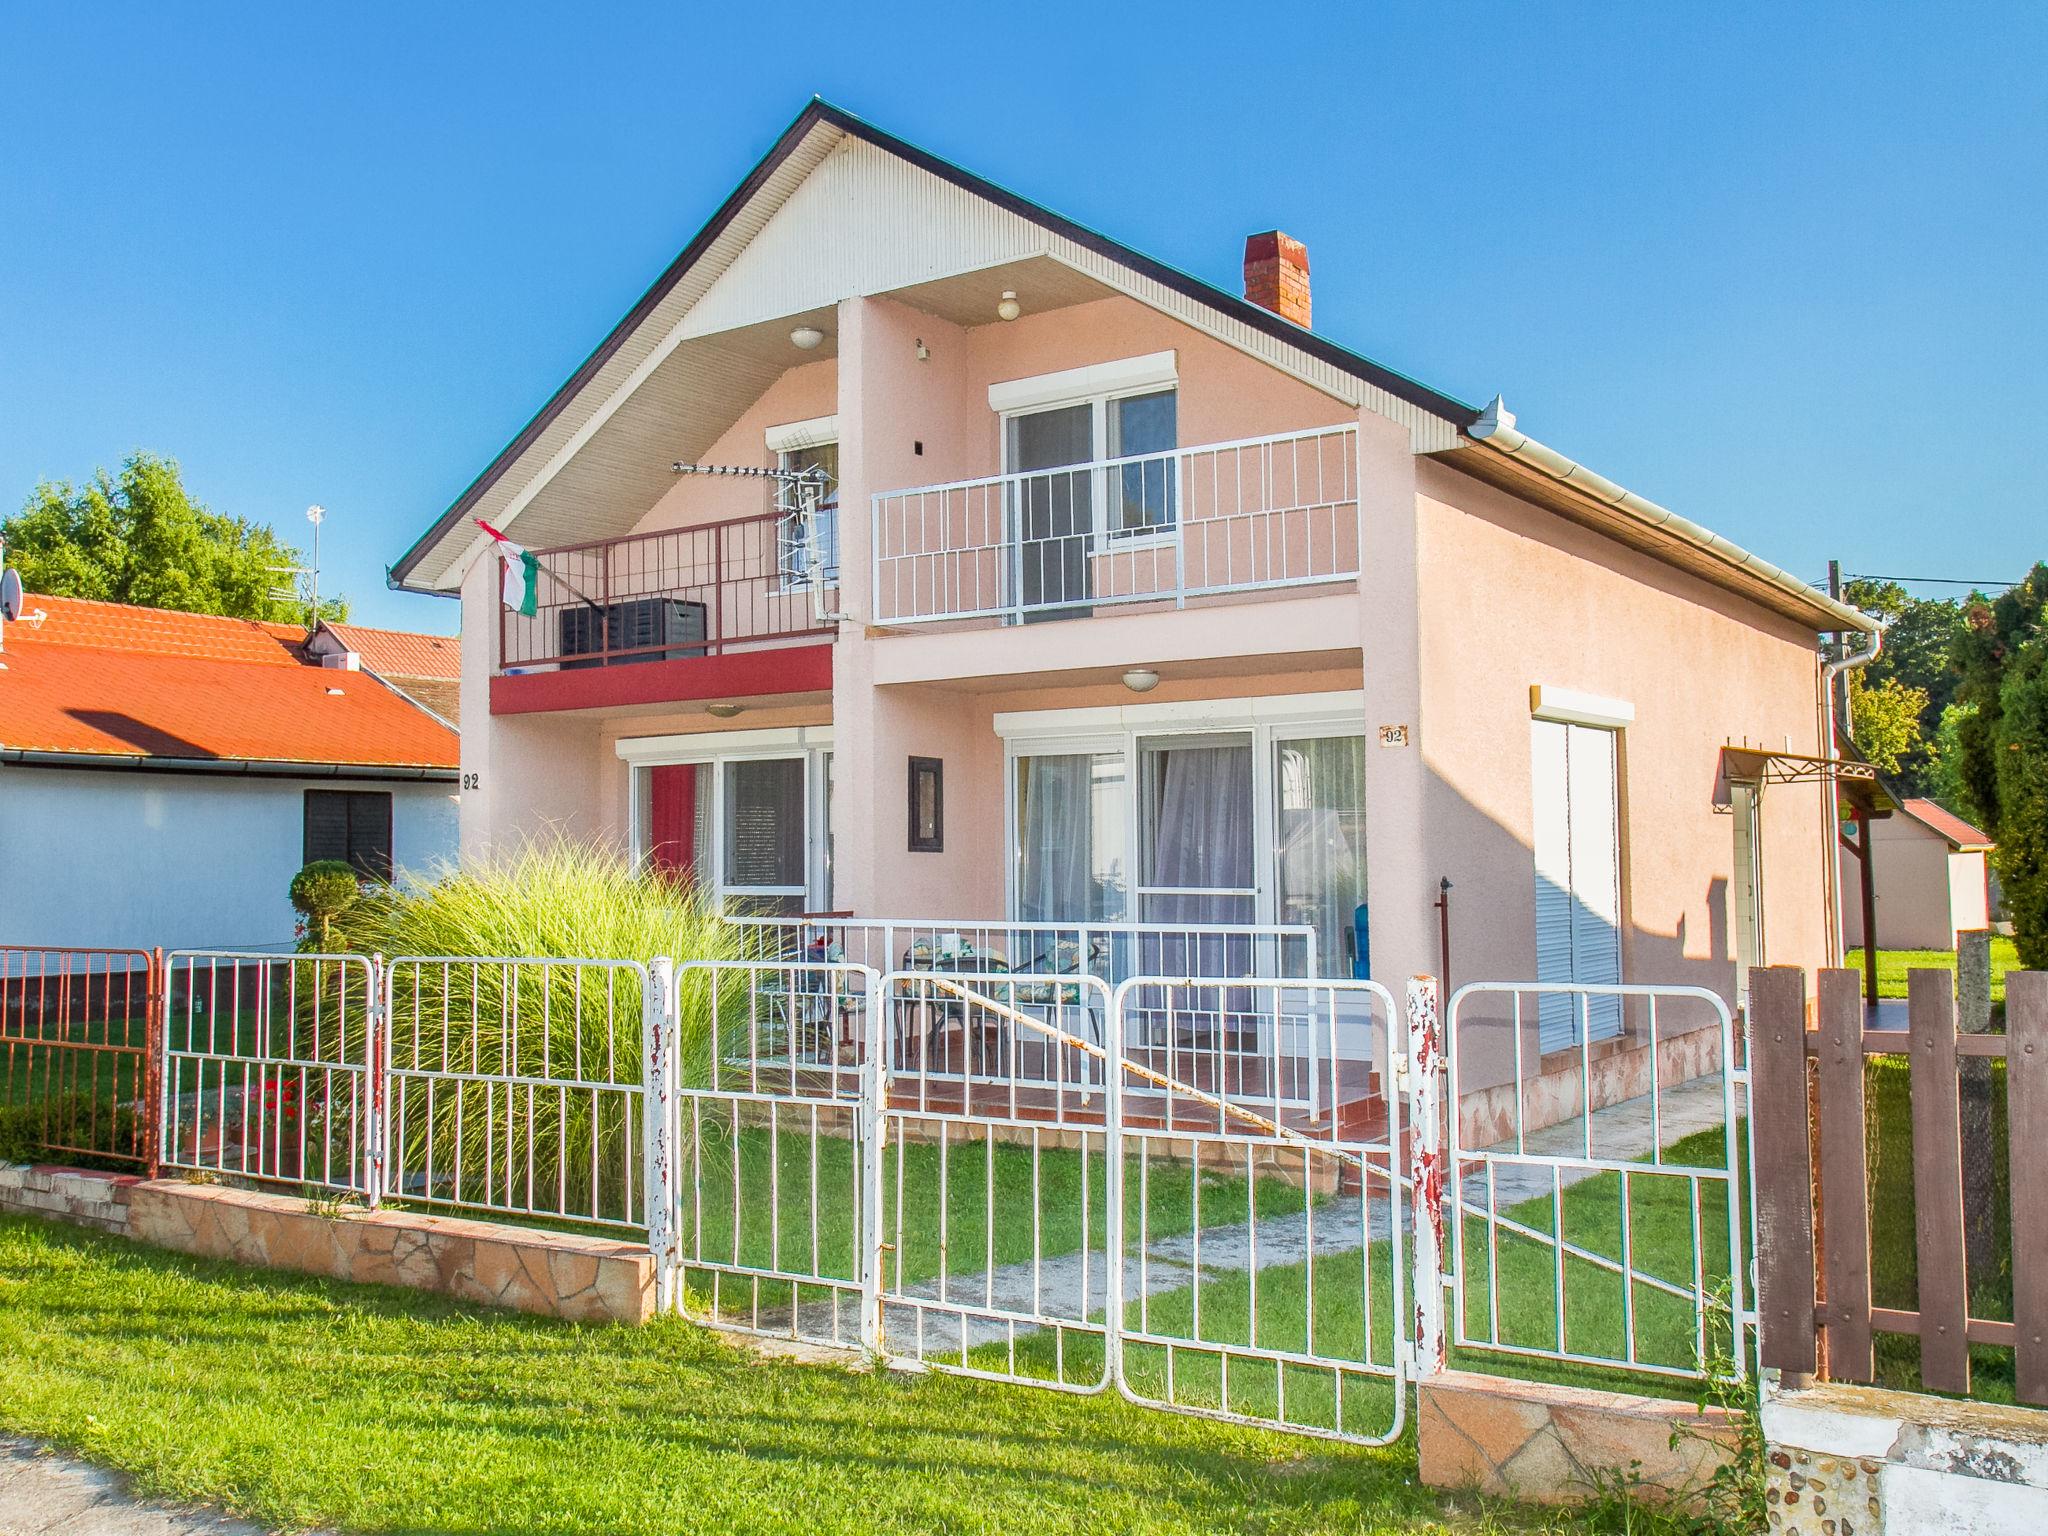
489 508 837 715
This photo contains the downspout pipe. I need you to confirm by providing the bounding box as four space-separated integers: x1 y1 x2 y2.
1822 624 1884 968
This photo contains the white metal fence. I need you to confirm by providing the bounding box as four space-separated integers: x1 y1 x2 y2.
728 915 1335 1109
382 957 651 1229
870 425 1359 626
1443 982 1750 1381
145 945 1756 1441
159 952 381 1193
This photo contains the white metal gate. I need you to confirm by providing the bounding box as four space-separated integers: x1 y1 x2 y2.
875 967 1119 1392
666 958 879 1350
865 968 1409 1444
1108 975 1407 1444
1443 982 1749 1381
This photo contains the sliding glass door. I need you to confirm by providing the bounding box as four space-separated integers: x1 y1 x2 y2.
1014 752 1127 923
1136 733 1257 926
1274 735 1369 977
1008 715 1369 978
636 748 830 915
1008 404 1095 621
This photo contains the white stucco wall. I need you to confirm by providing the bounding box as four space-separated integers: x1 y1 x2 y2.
0 766 459 953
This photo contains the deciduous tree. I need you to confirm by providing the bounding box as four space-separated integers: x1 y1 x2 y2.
3 453 344 624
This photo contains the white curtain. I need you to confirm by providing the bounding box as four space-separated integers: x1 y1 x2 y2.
1016 755 1094 922
1147 737 1254 924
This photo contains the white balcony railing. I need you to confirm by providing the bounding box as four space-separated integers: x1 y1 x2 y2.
870 424 1359 626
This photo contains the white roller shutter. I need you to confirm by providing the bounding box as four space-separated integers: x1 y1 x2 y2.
1530 719 1625 1052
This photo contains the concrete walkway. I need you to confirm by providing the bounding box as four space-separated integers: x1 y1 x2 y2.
0 1440 275 1536
773 1074 1737 1349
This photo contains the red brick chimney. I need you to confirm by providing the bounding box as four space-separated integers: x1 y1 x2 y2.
1243 231 1310 328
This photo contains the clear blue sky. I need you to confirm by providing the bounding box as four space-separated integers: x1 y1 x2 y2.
3 3 2042 633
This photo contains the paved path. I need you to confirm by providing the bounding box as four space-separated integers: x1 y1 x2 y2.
767 1075 1736 1348
0 1440 275 1536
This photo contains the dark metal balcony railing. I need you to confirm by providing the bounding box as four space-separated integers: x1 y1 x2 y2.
498 510 835 673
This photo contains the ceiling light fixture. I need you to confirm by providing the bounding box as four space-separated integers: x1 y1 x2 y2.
996 290 1022 322
1122 668 1160 693
789 324 825 350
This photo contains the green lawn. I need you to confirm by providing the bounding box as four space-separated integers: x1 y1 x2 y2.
683 1120 1316 1328
0 1212 1594 1536
1855 938 2022 1003
991 1123 1750 1421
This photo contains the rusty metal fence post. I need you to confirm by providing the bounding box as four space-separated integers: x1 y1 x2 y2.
1406 973 1445 1379
642 956 678 1313
144 947 165 1179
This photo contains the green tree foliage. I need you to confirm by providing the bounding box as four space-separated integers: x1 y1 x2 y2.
1952 563 2048 967
3 452 344 624
1842 577 1966 797
1845 671 1928 776
1925 701 1981 822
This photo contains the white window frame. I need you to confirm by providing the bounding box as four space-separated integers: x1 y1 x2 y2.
1528 706 1627 1050
996 692 1364 930
993 352 1181 551
618 725 834 911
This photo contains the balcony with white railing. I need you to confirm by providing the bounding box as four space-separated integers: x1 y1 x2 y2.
870 424 1359 627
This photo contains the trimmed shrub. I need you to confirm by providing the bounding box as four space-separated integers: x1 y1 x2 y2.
289 860 362 950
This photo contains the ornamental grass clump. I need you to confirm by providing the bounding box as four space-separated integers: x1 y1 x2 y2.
332 839 750 1221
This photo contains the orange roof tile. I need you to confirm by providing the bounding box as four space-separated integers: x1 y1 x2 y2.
320 621 460 682
0 595 458 770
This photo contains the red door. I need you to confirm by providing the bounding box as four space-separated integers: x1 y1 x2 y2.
648 764 699 884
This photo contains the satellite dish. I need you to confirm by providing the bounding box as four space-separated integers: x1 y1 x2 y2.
1 568 21 622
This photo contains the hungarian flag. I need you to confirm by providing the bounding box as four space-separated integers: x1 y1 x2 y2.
476 519 539 616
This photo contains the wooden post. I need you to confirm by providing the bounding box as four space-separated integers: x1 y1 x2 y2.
1815 969 1873 1380
1908 968 1970 1394
1751 966 1817 1376
2011 972 2048 1406
1957 930 1997 1294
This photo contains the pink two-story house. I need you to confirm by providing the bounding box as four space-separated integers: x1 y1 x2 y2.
391 100 1873 1107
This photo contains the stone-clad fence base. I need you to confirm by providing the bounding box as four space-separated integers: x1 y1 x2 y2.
1417 1369 1739 1504
1 1163 652 1325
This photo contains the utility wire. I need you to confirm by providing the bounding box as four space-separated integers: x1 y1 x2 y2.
1845 573 2025 588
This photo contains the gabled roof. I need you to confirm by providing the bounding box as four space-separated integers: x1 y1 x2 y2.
1898 797 1994 851
389 98 1479 593
315 620 460 683
389 98 1879 642
0 596 458 776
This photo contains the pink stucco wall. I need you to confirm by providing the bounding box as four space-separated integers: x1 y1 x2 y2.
457 281 1841 1086
1411 457 1830 1090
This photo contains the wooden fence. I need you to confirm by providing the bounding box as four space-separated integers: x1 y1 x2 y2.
1753 963 2048 1402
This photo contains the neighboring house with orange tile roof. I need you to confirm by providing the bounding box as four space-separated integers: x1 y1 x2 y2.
0 594 459 952
1841 797 1997 952
305 619 460 726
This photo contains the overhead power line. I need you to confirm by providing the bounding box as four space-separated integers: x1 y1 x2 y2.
1843 572 2025 589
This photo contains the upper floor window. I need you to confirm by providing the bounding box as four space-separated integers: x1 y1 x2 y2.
994 352 1180 541
766 418 838 590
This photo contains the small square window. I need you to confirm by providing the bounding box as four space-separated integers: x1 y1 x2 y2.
908 757 943 853
303 790 393 881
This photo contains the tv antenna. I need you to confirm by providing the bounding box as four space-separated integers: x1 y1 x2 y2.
671 456 842 624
